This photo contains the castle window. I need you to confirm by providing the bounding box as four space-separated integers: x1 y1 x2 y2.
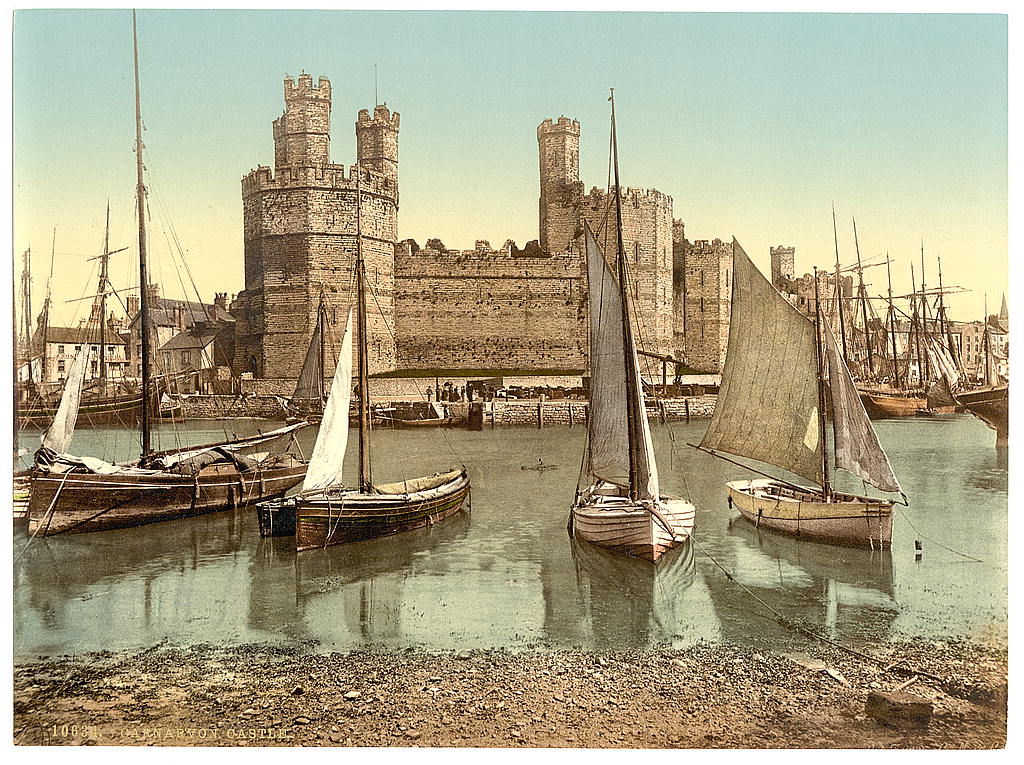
634 242 640 263
700 270 704 287
700 297 704 314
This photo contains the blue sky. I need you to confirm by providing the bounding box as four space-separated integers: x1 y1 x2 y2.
12 9 1008 325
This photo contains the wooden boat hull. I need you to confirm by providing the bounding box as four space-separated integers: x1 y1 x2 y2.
956 385 1008 447
28 461 307 536
571 481 695 562
13 472 30 525
727 478 893 549
277 469 471 551
859 391 927 419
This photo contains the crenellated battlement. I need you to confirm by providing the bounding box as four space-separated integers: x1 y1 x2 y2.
582 185 673 210
356 104 401 131
242 162 398 198
397 237 564 262
284 73 331 100
537 116 580 137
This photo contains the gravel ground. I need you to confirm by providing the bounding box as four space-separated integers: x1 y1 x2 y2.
13 638 1006 748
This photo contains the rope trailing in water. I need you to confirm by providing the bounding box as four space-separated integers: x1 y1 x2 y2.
688 535 945 683
894 504 983 563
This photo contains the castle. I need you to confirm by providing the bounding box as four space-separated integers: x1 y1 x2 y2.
231 74 778 383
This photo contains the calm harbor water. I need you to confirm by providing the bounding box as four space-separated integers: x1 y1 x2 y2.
14 414 1007 656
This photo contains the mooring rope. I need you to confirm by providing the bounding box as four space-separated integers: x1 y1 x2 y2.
688 535 945 683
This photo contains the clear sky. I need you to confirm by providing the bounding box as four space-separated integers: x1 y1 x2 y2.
11 8 1009 327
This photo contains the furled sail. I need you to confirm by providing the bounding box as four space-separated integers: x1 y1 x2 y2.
291 306 324 405
821 316 902 493
41 343 91 455
302 310 353 492
700 239 824 487
584 225 659 501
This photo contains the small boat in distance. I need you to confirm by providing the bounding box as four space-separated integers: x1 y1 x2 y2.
257 168 470 550
280 291 331 424
569 91 694 562
696 240 905 549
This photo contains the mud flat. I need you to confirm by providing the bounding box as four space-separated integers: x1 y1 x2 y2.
13 639 1005 748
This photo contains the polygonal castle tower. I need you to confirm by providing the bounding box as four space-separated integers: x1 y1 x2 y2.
537 116 676 360
770 245 795 286
233 73 400 382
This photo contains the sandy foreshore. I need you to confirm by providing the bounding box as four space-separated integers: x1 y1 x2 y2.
13 639 1006 748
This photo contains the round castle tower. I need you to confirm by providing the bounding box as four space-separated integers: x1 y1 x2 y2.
236 74 400 383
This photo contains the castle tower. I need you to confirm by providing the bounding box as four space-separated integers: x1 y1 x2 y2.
273 74 331 170
537 117 582 254
770 245 795 286
356 105 400 186
236 74 399 382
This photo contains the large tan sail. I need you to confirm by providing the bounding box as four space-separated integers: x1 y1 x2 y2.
699 239 824 487
584 224 658 501
821 317 902 493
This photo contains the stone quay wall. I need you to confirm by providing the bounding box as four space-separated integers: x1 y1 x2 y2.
169 393 718 424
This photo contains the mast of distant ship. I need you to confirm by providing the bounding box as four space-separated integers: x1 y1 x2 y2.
831 203 849 362
813 267 831 501
852 216 873 376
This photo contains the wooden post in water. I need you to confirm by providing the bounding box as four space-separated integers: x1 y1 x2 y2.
537 399 544 429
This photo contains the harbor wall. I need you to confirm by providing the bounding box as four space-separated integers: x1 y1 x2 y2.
169 393 718 425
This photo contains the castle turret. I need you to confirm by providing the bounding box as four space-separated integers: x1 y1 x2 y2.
273 73 332 170
537 117 582 254
770 245 795 286
356 105 400 187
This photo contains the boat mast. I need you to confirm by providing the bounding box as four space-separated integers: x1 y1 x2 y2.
354 167 372 492
885 255 902 390
936 256 962 376
831 203 848 362
21 247 33 384
42 229 55 381
99 201 111 385
133 10 153 458
982 293 991 386
812 267 831 501
318 290 327 406
910 263 924 388
609 89 640 501
852 216 874 376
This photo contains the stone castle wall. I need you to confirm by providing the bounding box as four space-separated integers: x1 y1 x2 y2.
394 240 585 370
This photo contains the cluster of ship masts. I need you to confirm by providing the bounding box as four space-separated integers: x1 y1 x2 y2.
814 206 992 390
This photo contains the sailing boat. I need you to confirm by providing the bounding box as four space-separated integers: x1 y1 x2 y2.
26 11 308 536
697 241 904 549
280 292 330 423
256 167 470 550
568 92 694 562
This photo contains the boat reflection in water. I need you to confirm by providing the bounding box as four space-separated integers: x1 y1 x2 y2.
568 538 720 648
716 516 898 642
283 512 472 645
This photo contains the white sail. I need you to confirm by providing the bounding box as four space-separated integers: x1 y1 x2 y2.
700 239 825 488
41 343 91 454
302 310 353 492
584 225 659 501
821 316 902 494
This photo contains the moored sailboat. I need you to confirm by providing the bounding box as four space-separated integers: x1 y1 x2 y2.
27 11 307 537
569 91 694 563
257 168 470 550
696 241 905 549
